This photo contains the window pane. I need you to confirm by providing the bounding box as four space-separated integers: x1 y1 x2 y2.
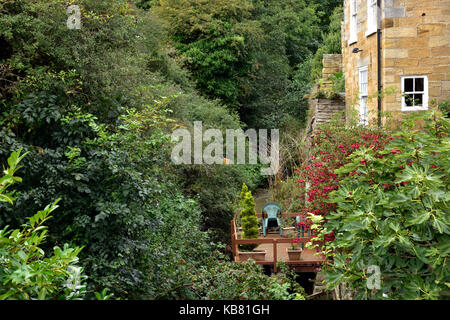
414 94 423 106
359 96 368 126
405 94 414 107
404 78 414 92
415 78 424 91
352 0 357 13
359 69 368 94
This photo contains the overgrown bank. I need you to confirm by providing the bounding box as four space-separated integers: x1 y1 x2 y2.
0 0 347 300
0 0 260 299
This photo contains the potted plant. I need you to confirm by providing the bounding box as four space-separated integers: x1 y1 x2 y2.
286 238 303 260
237 184 266 261
238 250 266 262
281 217 296 237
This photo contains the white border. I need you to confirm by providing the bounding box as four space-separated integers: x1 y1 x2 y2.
358 66 369 126
366 0 378 37
349 0 358 45
401 75 429 111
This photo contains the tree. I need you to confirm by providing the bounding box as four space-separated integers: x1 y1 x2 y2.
0 0 261 298
154 0 325 129
310 6 343 80
153 0 261 109
240 0 322 128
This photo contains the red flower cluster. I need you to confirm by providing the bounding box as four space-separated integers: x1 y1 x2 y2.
297 220 311 231
296 128 391 242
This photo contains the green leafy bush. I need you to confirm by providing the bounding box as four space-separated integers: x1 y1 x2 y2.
192 258 305 300
0 150 86 300
437 100 449 118
310 109 450 299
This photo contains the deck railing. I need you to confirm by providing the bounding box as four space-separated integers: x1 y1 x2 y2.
231 214 323 272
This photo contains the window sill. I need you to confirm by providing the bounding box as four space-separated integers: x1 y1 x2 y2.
365 29 377 37
401 106 428 112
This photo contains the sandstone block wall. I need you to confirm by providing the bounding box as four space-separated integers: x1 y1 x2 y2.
310 99 346 131
381 0 450 115
307 54 345 133
309 99 345 130
342 0 450 124
342 0 379 124
320 54 343 92
322 54 343 79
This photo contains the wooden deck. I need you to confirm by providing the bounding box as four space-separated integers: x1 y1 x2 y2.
231 215 325 273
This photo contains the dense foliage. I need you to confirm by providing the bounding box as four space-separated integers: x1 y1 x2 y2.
2 0 400 301
309 110 450 299
0 0 262 299
152 0 340 129
2 0 446 302
192 259 306 300
153 0 258 109
0 150 86 300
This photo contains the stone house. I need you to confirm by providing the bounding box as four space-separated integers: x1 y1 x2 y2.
341 0 450 126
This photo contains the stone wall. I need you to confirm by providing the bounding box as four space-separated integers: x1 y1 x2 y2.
381 0 450 116
307 54 345 133
320 54 343 92
342 0 450 124
310 99 346 131
322 54 343 79
342 0 380 124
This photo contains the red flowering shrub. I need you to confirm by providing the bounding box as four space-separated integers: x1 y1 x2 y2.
296 119 392 239
309 109 449 299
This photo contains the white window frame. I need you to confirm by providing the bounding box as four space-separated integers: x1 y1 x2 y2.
349 0 358 45
358 66 369 126
366 0 378 37
401 76 428 111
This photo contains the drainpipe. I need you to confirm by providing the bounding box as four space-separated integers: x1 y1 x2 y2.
377 0 382 127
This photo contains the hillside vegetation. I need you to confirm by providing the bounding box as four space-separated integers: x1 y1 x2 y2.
0 0 342 299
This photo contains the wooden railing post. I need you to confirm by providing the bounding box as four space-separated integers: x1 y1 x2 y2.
230 213 324 271
273 239 278 273
231 219 237 259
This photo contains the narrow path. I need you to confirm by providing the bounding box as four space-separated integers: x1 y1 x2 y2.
253 189 272 213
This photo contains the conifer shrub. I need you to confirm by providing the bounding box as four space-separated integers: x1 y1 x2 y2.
239 186 259 251
238 183 249 209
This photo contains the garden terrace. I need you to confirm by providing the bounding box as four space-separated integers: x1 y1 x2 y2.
231 213 325 273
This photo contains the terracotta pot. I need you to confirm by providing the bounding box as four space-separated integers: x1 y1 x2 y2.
286 248 303 260
238 250 266 261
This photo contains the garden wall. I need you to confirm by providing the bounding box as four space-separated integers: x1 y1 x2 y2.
310 98 346 131
307 54 345 133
